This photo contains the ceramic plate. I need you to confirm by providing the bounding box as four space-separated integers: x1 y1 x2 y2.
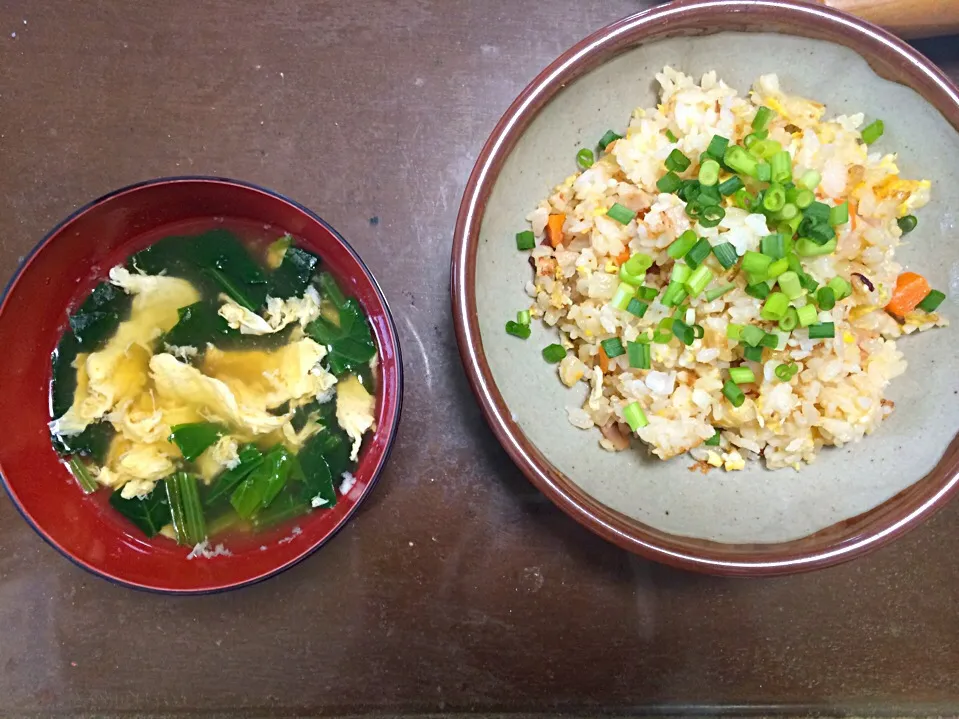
452 0 959 574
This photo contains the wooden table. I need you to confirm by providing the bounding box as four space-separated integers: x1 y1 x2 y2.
0 1 956 716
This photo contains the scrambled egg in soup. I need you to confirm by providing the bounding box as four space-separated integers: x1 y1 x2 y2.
49 231 378 544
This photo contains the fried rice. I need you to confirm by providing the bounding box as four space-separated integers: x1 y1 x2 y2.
521 67 947 471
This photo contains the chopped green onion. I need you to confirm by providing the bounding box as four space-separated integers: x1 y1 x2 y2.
733 189 755 210
718 175 744 196
796 304 818 327
761 291 789 321
705 430 721 446
724 145 759 177
729 366 756 385
804 201 831 222
722 380 746 407
775 362 799 382
601 337 625 358
672 319 695 345
678 179 700 202
505 320 531 339
697 184 721 207
665 129 678 143
707 134 730 159
745 282 770 300
897 215 918 234
808 322 835 339
777 271 803 300
696 185 720 206
665 148 692 172
699 159 721 186
685 265 714 296
670 263 692 284
624 253 653 276
741 325 766 347
917 289 946 312
770 151 792 184
542 344 566 363
760 234 786 259
767 257 789 278
627 341 651 370
793 190 814 212
761 331 780 349
743 132 764 148
828 276 852 299
623 401 649 431
516 230 535 251
626 298 649 318
816 286 836 310
742 251 772 275
619 264 644 286
693 324 705 339
778 203 799 221
712 243 739 269
637 286 659 301
829 201 849 226
861 119 884 145
67 456 99 494
796 237 837 256
726 323 743 340
684 238 713 269
576 148 595 170
779 213 804 237
751 139 783 160
778 306 799 331
786 252 803 274
804 222 837 246
699 205 726 228
668 230 698 259
763 184 786 213
656 172 683 194
652 319 674 343
706 285 736 302
598 130 622 151
743 345 764 362
799 170 821 190
607 203 637 224
517 309 531 326
610 283 636 311
752 106 775 132
661 282 688 307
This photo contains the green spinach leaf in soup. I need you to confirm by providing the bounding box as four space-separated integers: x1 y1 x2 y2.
128 229 270 310
162 301 235 348
68 281 132 352
109 480 172 538
50 330 80 420
296 434 338 509
52 421 115 462
271 246 320 299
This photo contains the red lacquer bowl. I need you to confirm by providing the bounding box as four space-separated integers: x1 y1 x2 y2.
0 177 403 593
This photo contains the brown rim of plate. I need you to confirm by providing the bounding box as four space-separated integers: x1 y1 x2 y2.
450 0 959 576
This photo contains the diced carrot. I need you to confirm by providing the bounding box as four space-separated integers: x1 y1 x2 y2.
546 213 566 248
849 200 857 231
615 247 631 265
886 271 931 317
597 345 609 373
